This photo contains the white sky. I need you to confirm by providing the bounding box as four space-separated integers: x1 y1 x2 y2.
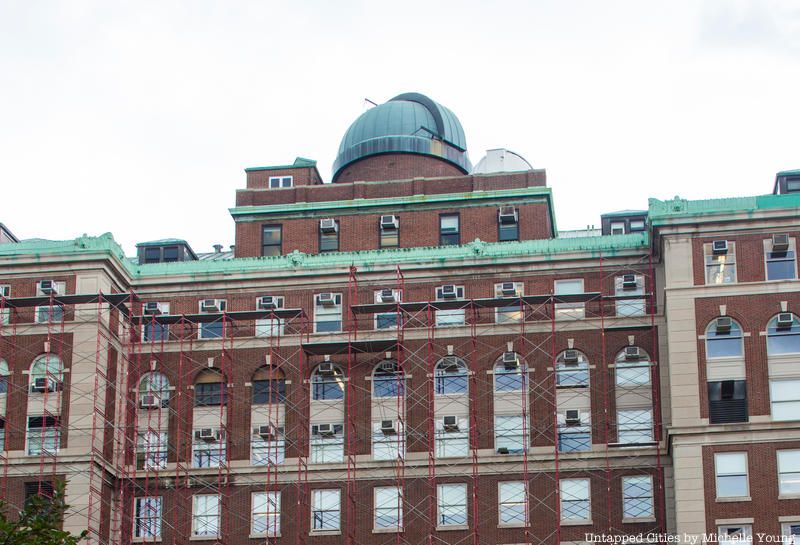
1 1 798 255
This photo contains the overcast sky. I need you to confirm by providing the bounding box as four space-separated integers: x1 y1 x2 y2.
1 1 798 255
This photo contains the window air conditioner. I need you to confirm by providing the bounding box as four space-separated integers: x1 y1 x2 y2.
316 424 335 436
440 285 457 299
257 425 277 439
195 428 218 442
772 234 790 252
777 312 794 329
715 317 732 334
200 299 224 313
317 293 336 307
443 416 459 431
319 219 338 234
441 356 461 373
380 215 399 230
39 280 58 295
501 351 519 370
500 282 517 297
622 274 638 290
565 410 581 425
712 240 729 254
496 447 510 455
380 420 396 435
32 377 57 392
624 346 641 361
143 302 163 315
498 206 518 225
378 289 396 303
562 350 579 365
139 394 159 408
258 296 278 310
317 362 335 375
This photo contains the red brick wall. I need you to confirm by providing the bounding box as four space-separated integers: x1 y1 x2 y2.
334 154 464 183
692 231 800 285
245 166 322 189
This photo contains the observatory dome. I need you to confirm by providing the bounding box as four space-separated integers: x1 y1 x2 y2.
472 149 533 174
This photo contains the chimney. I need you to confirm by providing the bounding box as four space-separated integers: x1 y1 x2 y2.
213 244 223 253
229 245 235 252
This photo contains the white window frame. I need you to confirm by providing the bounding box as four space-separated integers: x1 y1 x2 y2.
255 296 285 337
197 299 228 339
374 486 403 531
616 409 653 445
614 275 645 317
251 428 285 466
559 478 591 522
705 242 737 285
494 415 527 454
0 285 9 326
141 303 170 342
269 175 293 189
714 452 749 498
374 289 402 330
137 431 168 470
771 379 800 421
311 489 341 533
191 494 220 537
133 496 162 539
498 481 528 527
718 525 751 545
778 450 800 496
26 415 60 456
781 522 800 545
192 430 226 468
35 281 66 324
621 475 654 520
435 285 465 327
494 282 524 324
610 221 625 235
251 491 280 537
310 423 344 463
765 236 797 281
435 417 469 458
437 483 468 529
554 279 585 320
314 293 342 333
372 420 405 461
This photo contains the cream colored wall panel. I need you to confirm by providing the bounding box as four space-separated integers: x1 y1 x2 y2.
707 358 746 381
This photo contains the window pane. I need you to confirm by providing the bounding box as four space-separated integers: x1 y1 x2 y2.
767 251 797 280
622 476 653 519
778 450 800 495
440 215 460 245
499 223 519 242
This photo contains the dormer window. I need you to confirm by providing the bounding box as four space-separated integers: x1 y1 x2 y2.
269 176 293 189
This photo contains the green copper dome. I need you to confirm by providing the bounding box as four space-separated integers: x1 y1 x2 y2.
332 93 471 181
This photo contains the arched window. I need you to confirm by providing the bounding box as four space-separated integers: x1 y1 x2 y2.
435 356 468 395
29 354 63 393
555 350 589 387
767 313 800 355
252 367 286 404
494 353 527 392
139 372 170 408
0 358 8 395
311 363 345 401
614 347 652 387
373 360 404 398
705 318 744 358
194 369 226 406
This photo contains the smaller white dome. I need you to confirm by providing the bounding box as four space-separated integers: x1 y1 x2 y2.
472 148 532 174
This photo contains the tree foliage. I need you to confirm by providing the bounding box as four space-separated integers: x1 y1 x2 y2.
0 481 86 545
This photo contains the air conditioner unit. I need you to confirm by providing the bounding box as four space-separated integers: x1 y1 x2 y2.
500 282 517 297
200 299 223 313
443 416 459 431
195 428 218 442
258 296 278 310
562 349 579 365
139 394 159 408
565 410 581 425
496 447 510 455
502 351 519 370
143 302 163 315
316 424 335 436
38 280 58 295
441 356 461 372
0 286 8 298
257 425 277 439
715 316 732 334
317 293 336 307
624 346 641 361
772 234 790 252
319 219 338 234
32 377 56 392
380 420 397 435
777 312 794 329
317 362 335 375
622 274 638 290
440 285 457 299
712 240 729 254
498 206 518 225
378 289 396 303
380 215 399 230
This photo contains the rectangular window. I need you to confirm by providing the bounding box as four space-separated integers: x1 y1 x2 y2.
437 483 467 527
771 380 800 421
379 216 400 248
440 214 460 246
251 429 285 466
192 494 220 537
255 296 285 337
554 279 585 320
194 382 225 406
560 478 590 522
0 285 9 326
374 289 401 330
35 279 66 324
198 299 227 339
252 491 280 536
782 523 800 545
558 428 591 452
319 221 339 252
435 418 469 458
269 176 293 188
629 220 646 232
143 323 169 342
435 285 465 327
252 380 285 404
766 248 797 280
162 246 179 262
311 489 340 532
498 481 527 526
495 282 524 324
495 415 527 453
137 431 168 470
310 423 344 463
617 409 653 444
192 430 226 468
372 421 404 461
26 416 59 455
262 225 282 257
610 221 625 235
622 475 654 519
778 450 800 495
615 275 645 317
134 496 162 539
615 361 651 387
718 525 751 545
0 421 5 452
314 293 342 333
374 486 402 530
714 452 749 498
498 209 519 242
709 380 748 424
143 247 161 264
705 242 737 284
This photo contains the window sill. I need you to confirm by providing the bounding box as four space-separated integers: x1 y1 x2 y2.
561 519 592 526
436 525 468 532
498 523 528 529
778 494 800 500
249 534 280 538
623 517 656 524
716 496 751 503
373 527 402 534
132 538 161 543
309 530 341 536
189 535 220 541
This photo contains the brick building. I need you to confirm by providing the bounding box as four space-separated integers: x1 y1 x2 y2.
0 93 798 545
